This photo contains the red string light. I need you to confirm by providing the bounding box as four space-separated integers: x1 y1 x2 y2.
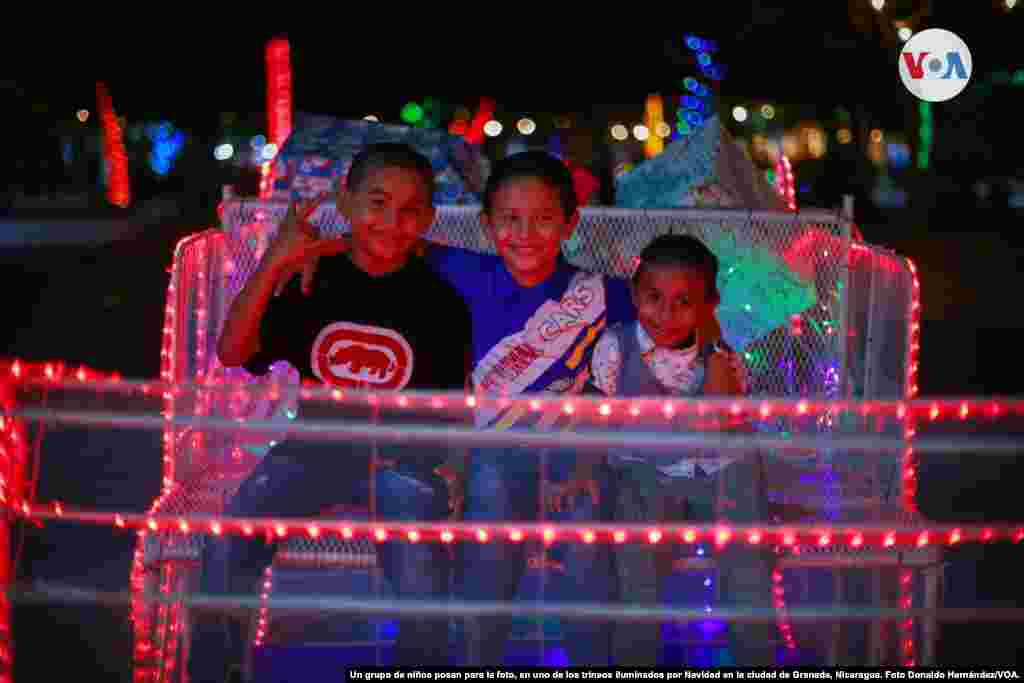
772 567 797 650
903 258 922 515
900 568 915 666
24 507 1024 549
253 566 274 649
133 263 189 683
464 98 496 146
774 155 797 211
11 375 1024 425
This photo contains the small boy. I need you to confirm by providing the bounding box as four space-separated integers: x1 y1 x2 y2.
558 234 775 666
191 144 471 681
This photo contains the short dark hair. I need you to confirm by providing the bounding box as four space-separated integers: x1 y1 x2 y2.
483 150 577 218
346 143 436 199
634 234 720 302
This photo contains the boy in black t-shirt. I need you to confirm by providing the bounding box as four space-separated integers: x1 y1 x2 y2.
190 144 470 681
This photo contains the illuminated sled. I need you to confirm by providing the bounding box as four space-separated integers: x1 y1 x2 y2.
110 193 942 679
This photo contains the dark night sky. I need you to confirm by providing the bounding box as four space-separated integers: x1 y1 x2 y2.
11 5 1020 135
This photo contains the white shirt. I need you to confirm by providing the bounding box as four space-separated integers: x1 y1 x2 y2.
590 322 747 478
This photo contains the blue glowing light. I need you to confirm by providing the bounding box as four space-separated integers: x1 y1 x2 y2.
697 53 712 67
148 152 172 176
683 77 699 92
148 124 185 176
887 142 911 169
547 133 564 160
685 111 705 126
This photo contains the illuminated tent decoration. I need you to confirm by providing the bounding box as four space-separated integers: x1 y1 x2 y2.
269 113 489 205
705 231 818 352
615 115 815 350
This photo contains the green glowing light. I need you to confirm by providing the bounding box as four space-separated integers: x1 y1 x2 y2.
400 102 424 125
917 101 933 170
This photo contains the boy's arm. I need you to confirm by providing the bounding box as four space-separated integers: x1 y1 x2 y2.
218 258 280 367
282 238 480 302
423 243 485 302
703 347 747 396
219 197 329 367
701 347 750 440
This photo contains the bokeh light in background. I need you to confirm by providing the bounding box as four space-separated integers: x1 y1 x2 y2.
145 122 186 176
610 124 629 141
363 115 379 122
761 104 775 119
76 109 89 123
516 118 536 135
643 94 665 158
805 127 826 159
732 106 748 122
781 132 800 159
483 119 503 137
214 144 234 161
400 102 424 125
887 142 911 169
632 124 650 141
655 122 672 138
897 27 913 41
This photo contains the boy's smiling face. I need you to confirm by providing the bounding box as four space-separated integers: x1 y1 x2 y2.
481 177 578 288
339 165 435 274
632 265 716 349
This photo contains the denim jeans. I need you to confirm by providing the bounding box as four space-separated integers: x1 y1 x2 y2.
458 446 616 666
187 439 451 682
612 454 778 666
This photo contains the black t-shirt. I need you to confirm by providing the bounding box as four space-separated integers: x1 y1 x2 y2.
245 252 471 397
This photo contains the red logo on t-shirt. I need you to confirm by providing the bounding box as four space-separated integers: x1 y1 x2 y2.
311 322 414 390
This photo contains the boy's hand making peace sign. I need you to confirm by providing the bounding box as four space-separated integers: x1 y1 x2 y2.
264 194 349 286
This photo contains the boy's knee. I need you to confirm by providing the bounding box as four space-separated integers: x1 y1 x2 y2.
375 471 444 519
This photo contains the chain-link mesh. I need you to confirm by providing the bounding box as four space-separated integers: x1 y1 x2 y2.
137 199 921 672
149 201 917 563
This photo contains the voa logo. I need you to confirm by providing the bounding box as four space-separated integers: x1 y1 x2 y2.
899 28 972 102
